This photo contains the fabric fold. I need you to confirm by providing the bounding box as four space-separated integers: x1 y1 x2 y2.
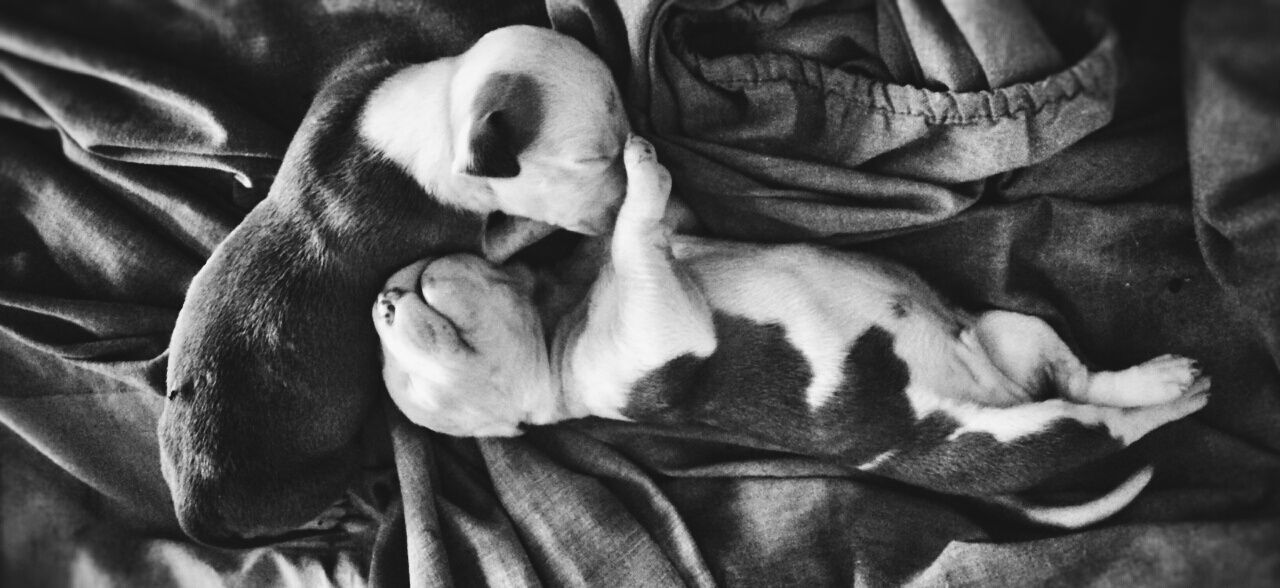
0 18 285 184
598 0 1122 238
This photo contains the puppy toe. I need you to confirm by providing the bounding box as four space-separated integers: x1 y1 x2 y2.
624 133 657 164
1145 355 1200 391
619 135 673 230
1173 386 1211 418
1188 373 1212 396
624 136 670 188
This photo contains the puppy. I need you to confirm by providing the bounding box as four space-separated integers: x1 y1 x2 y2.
159 25 629 545
375 136 1211 528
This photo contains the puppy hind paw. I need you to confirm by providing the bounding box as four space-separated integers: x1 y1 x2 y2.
1090 355 1206 407
1188 373 1211 396
1108 384 1210 445
1132 354 1201 395
1143 383 1211 424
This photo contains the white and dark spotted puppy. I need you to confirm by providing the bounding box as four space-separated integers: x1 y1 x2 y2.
161 25 629 545
375 136 1210 527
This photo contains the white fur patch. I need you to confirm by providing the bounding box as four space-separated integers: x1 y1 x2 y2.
857 450 899 471
358 61 496 214
941 398 1107 443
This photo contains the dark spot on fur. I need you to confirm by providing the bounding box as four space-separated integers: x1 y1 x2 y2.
626 354 705 421
463 73 544 178
814 326 916 461
693 313 812 424
621 312 812 428
890 296 910 319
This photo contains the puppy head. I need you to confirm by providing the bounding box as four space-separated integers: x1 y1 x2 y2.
373 254 557 437
450 25 631 236
361 26 629 243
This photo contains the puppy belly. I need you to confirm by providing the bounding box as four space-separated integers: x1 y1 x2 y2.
619 312 920 466
615 310 1128 496
615 239 974 458
673 239 976 410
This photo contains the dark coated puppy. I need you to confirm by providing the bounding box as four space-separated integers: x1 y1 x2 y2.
159 26 628 545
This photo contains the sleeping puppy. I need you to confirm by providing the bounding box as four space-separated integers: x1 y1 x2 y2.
375 136 1211 528
159 25 629 545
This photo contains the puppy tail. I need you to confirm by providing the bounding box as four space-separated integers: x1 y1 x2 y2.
993 466 1155 529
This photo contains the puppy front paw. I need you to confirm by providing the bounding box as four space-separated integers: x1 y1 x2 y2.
618 134 673 230
372 288 467 361
375 288 406 326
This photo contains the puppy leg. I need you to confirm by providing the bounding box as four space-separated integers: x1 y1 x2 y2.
973 311 1208 407
558 135 716 417
609 135 717 367
865 384 1209 495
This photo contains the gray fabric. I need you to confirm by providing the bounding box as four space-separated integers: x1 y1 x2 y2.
1185 0 1280 362
612 0 1126 237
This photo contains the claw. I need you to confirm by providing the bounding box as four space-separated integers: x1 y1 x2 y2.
625 133 656 163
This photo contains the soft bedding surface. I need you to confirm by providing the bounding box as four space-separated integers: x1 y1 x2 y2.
2 0 1279 586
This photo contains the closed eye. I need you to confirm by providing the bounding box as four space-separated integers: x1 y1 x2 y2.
574 155 614 166
574 149 623 166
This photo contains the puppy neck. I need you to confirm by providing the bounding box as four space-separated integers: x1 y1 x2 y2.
519 287 600 428
359 61 495 213
520 376 593 429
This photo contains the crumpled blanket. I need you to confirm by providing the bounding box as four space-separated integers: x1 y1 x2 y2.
2 0 1278 586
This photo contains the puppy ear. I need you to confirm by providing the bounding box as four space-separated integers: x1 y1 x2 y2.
453 73 542 178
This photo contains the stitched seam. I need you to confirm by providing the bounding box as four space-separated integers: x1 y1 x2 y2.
711 71 1103 126
669 14 1116 125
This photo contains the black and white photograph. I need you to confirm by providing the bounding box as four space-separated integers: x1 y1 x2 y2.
1 0 1278 585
